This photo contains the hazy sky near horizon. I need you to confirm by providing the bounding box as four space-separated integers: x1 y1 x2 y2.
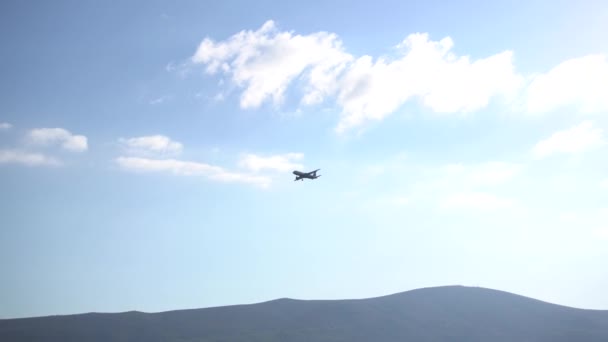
1 0 608 318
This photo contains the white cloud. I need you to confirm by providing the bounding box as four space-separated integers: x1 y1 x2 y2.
527 54 608 113
532 121 604 159
335 34 521 133
238 152 304 172
27 128 88 152
192 20 353 109
0 149 61 166
0 122 12 130
440 191 514 210
192 22 521 133
115 156 271 188
119 135 183 156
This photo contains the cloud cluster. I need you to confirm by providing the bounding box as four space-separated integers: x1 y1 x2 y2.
238 152 304 172
0 126 88 167
334 34 521 132
114 135 300 188
0 149 61 166
119 135 183 156
436 161 521 211
115 156 271 187
192 21 522 132
527 54 608 114
435 121 606 210
192 21 608 133
532 121 604 159
193 20 352 109
27 128 88 152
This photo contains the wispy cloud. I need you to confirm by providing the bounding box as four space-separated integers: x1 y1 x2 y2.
443 161 523 186
115 157 271 188
192 21 522 133
405 161 523 211
0 122 12 130
27 128 88 152
149 95 172 105
166 61 192 78
531 121 604 159
238 152 304 172
119 135 183 156
115 137 289 188
595 227 608 239
526 54 608 114
369 195 410 208
440 191 514 211
0 149 61 166
592 209 608 239
558 211 579 223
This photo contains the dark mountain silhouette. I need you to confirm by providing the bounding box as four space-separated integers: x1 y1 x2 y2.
2 286 608 341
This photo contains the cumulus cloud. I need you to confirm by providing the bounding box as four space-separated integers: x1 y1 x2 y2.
192 20 352 109
119 135 183 156
27 128 88 152
192 21 522 133
238 152 304 172
532 121 604 159
0 122 12 130
115 157 271 188
335 34 521 132
527 54 608 114
0 149 61 166
440 191 514 211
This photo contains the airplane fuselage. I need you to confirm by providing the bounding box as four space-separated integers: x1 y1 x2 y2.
293 169 321 181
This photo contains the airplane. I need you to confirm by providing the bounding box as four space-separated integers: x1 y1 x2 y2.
293 169 321 181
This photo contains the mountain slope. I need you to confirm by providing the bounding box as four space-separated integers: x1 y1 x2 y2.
2 286 608 342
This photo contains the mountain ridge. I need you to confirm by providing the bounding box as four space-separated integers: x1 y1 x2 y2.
5 285 604 320
2 285 608 342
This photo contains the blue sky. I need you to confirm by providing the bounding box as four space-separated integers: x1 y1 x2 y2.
1 0 608 318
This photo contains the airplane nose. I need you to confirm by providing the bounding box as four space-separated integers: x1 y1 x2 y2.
292 171 297 175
